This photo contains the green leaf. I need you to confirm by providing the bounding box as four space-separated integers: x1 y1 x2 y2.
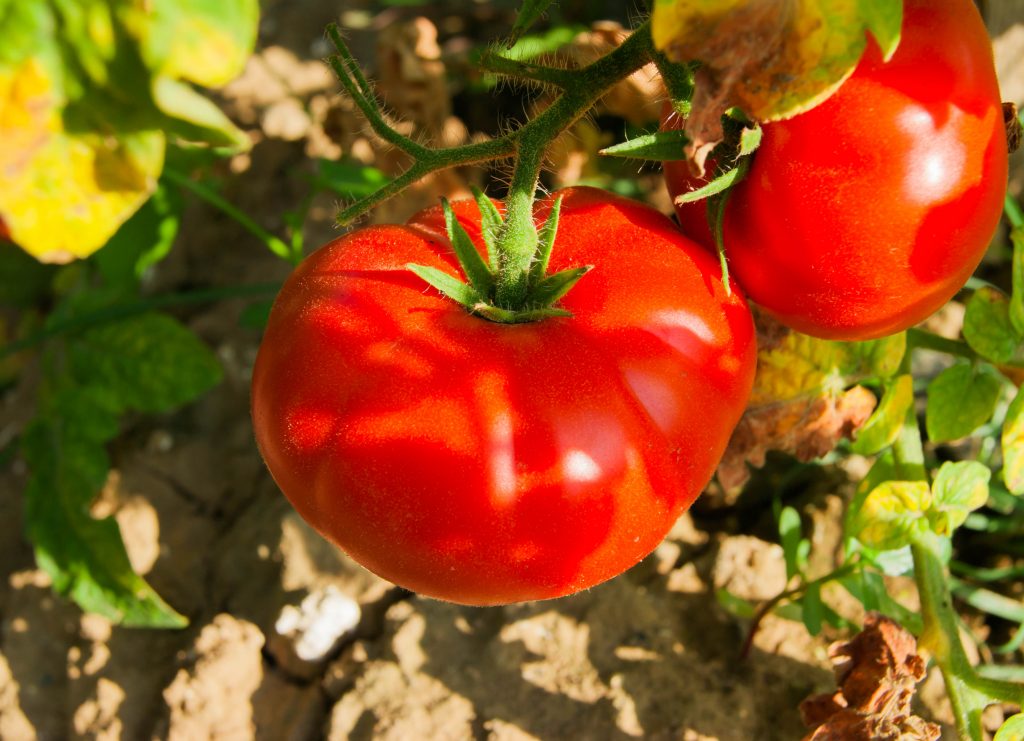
778 506 802 580
841 333 907 379
509 0 556 44
93 179 182 289
929 461 991 536
125 0 258 89
851 374 913 455
652 0 904 124
600 130 690 161
802 582 824 636
926 362 1003 443
859 0 902 60
995 712 1024 741
963 287 1021 364
406 264 482 308
151 76 249 151
502 24 582 62
849 480 931 551
68 313 223 414
1004 389 1024 495
22 397 186 628
314 159 388 199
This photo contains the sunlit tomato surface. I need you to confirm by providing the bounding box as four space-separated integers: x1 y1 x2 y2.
252 187 756 605
664 0 1008 341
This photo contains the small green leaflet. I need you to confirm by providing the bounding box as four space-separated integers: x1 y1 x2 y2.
925 362 1003 443
22 311 222 626
928 461 991 536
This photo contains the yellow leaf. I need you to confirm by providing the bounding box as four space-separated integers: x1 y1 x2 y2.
0 58 163 263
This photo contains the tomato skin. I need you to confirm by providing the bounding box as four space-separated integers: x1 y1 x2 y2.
251 187 756 605
664 0 1008 341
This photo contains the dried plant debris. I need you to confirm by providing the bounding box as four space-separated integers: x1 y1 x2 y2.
800 613 940 741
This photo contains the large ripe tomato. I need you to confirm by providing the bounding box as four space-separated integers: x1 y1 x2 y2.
664 0 1008 341
251 187 756 605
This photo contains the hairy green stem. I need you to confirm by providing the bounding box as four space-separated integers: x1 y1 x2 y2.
163 169 293 262
479 51 576 88
328 20 656 308
893 340 1024 738
906 328 979 361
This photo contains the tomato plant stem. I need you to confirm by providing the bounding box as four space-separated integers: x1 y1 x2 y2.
327 20 657 311
162 169 296 263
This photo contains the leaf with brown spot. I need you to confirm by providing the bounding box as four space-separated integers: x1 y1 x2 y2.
651 0 902 161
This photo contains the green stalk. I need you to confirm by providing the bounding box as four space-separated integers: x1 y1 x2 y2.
163 169 294 263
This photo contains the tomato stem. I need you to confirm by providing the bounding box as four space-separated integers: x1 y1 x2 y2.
892 344 1024 739
325 20 656 314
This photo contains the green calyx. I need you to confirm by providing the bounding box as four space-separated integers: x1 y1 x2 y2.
407 189 591 324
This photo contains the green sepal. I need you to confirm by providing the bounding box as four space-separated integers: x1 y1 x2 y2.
406 263 483 306
471 186 504 269
442 198 495 297
600 130 690 161
529 195 562 285
673 158 750 205
531 265 591 306
474 304 573 323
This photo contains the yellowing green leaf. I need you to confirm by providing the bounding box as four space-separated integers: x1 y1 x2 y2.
995 713 1024 741
851 480 931 552
123 0 258 88
0 0 256 263
851 374 913 455
929 461 990 536
0 57 164 263
651 0 903 150
1003 389 1024 495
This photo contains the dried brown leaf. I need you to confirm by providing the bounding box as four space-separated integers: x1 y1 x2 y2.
801 613 940 741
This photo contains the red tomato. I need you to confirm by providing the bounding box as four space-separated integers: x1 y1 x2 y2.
251 187 756 605
664 0 1008 341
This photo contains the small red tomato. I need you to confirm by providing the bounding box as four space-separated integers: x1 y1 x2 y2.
251 187 756 605
664 0 1008 341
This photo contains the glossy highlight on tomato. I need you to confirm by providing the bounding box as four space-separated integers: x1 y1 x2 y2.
251 187 756 605
664 0 1008 341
